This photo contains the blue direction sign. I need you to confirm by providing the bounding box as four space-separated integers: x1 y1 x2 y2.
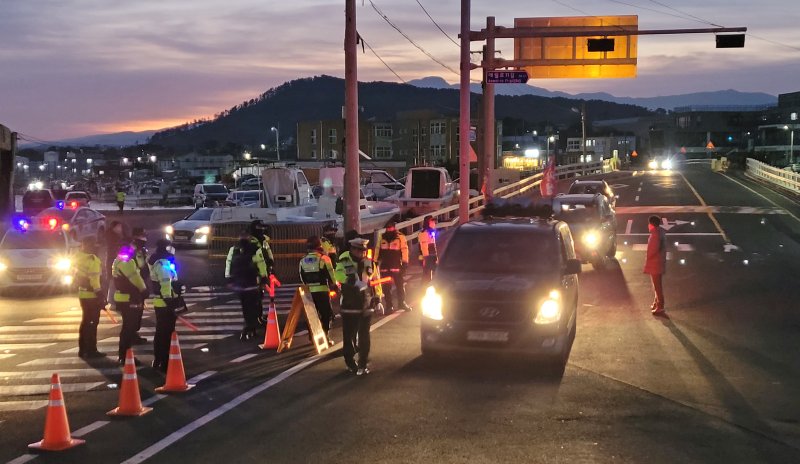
486 70 529 84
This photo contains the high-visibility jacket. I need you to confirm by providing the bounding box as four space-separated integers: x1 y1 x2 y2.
134 246 150 283
335 251 382 298
112 257 147 303
321 237 337 264
299 251 335 293
336 256 376 314
376 232 408 271
150 258 178 308
74 251 102 300
225 245 268 289
116 191 126 203
418 227 437 258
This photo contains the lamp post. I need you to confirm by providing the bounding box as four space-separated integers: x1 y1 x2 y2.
270 127 279 161
546 135 555 159
572 104 586 174
784 125 795 164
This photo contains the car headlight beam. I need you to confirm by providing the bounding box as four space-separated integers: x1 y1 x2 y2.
661 159 672 170
535 290 562 324
421 286 443 321
648 160 658 170
53 257 72 271
582 231 599 249
195 226 210 235
0 261 7 272
165 225 174 235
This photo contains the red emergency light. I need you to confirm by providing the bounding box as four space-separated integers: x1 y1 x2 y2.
45 217 59 230
70 201 78 209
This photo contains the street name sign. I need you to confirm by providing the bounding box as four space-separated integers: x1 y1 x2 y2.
486 71 529 84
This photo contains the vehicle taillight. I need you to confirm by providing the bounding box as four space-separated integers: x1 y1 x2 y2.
47 217 59 230
70 201 78 209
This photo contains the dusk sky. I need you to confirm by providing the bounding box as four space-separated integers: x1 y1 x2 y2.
1 0 798 140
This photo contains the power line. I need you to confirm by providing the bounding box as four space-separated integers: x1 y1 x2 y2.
414 0 460 48
648 0 723 27
360 35 407 83
368 0 460 77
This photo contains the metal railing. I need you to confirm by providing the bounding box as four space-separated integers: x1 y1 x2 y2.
746 158 800 194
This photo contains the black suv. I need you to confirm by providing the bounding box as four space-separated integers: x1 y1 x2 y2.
420 206 581 370
553 193 617 270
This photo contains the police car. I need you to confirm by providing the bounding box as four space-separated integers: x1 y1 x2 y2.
35 202 106 244
0 218 75 292
420 199 580 373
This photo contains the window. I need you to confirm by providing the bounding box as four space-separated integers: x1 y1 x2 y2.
431 145 446 159
328 128 337 144
430 121 446 134
374 146 393 159
421 127 427 137
310 149 317 159
310 129 317 145
375 124 392 138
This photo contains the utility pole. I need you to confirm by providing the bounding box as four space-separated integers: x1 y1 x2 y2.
482 16 496 201
458 0 471 223
581 102 586 175
344 0 360 233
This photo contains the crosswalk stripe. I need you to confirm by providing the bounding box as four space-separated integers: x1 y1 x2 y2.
138 325 242 333
59 343 208 354
0 354 16 360
186 311 242 317
26 317 119 325
0 400 49 411
0 382 105 396
0 325 84 332
0 368 122 380
18 357 115 367
205 304 243 310
0 343 56 351
98 334 230 343
170 318 243 323
0 334 78 342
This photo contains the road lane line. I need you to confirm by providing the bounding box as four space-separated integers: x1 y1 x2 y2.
59 343 208 354
678 172 731 243
6 454 37 464
230 354 259 363
0 344 56 351
72 420 110 437
0 368 122 380
0 400 48 411
17 357 114 367
0 354 16 360
619 233 721 237
720 172 800 225
137 326 241 333
0 382 105 396
625 219 633 235
121 312 402 464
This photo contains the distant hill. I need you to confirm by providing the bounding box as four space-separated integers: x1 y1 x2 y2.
407 76 778 110
19 130 159 149
150 75 653 151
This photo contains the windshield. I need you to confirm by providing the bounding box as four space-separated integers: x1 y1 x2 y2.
439 228 558 274
569 184 603 195
554 203 600 223
1 231 67 250
204 185 227 193
187 209 213 221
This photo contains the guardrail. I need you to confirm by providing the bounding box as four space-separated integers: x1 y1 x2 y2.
745 158 800 194
385 160 607 252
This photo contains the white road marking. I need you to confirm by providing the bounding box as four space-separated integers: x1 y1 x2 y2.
230 354 259 363
0 368 122 380
138 326 241 333
72 420 110 437
98 334 230 343
0 354 16 360
0 325 82 333
637 187 642 192
26 317 118 325
18 357 114 367
0 400 48 411
186 311 242 317
169 318 243 323
0 343 56 351
720 172 800 225
0 382 104 396
120 313 402 464
6 454 37 464
619 232 722 237
676 243 695 252
0 334 78 342
59 343 208 354
617 205 788 214
142 394 167 407
625 219 633 235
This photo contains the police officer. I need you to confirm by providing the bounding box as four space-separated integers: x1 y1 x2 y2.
375 221 410 313
116 189 126 212
131 228 150 345
321 223 338 265
148 239 179 372
335 237 376 375
74 237 105 359
226 232 268 340
249 220 274 323
418 215 438 284
112 242 148 365
299 236 337 342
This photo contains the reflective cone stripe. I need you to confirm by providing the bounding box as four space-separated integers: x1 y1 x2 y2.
259 304 281 350
28 373 85 451
155 332 195 393
108 349 153 417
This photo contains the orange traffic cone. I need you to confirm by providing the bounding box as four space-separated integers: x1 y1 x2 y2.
259 303 282 350
107 348 153 417
155 332 195 393
28 373 85 451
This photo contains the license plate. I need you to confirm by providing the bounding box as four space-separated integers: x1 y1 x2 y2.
17 274 43 282
174 236 189 241
467 330 509 342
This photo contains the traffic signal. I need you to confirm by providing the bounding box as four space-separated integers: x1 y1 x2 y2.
587 38 615 52
716 34 745 48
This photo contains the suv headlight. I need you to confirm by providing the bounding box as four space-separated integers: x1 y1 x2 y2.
582 231 599 249
648 160 658 170
195 226 210 235
52 257 72 271
535 290 562 324
661 159 672 170
165 225 174 235
421 286 443 321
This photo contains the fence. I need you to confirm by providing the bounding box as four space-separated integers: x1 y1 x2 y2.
746 158 800 194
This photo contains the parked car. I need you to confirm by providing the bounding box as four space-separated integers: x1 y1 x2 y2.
420 202 580 373
34 205 106 245
165 208 213 247
64 191 91 208
193 184 229 208
553 193 617 270
22 189 55 216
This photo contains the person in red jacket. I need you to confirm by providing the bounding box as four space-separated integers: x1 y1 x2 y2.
643 215 667 316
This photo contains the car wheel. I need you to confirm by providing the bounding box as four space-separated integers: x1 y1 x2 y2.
607 240 617 258
591 258 606 270
543 318 576 377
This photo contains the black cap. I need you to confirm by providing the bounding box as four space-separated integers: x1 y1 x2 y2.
156 238 172 249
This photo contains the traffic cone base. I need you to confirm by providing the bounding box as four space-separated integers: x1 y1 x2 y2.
108 349 153 417
259 303 281 350
155 332 195 393
28 373 85 451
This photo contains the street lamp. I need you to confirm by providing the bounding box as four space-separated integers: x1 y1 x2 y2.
86 158 93 165
244 152 252 161
122 157 129 165
572 104 587 174
785 125 795 164
260 144 266 150
270 126 279 161
546 135 555 158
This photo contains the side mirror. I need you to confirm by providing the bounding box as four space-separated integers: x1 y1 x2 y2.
564 259 582 275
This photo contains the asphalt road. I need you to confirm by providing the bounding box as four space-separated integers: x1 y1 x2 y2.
2 162 800 463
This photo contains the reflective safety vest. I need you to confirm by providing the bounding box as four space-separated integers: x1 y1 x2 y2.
336 255 376 314
299 251 335 293
74 251 101 300
376 233 408 271
418 228 437 258
116 191 126 202
112 258 146 303
150 258 178 308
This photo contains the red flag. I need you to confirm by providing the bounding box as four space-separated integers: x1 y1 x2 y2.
540 155 556 198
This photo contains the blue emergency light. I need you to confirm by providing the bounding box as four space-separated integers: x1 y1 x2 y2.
55 200 65 210
14 217 30 232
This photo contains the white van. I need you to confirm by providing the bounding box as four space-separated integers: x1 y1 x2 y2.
193 184 229 208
